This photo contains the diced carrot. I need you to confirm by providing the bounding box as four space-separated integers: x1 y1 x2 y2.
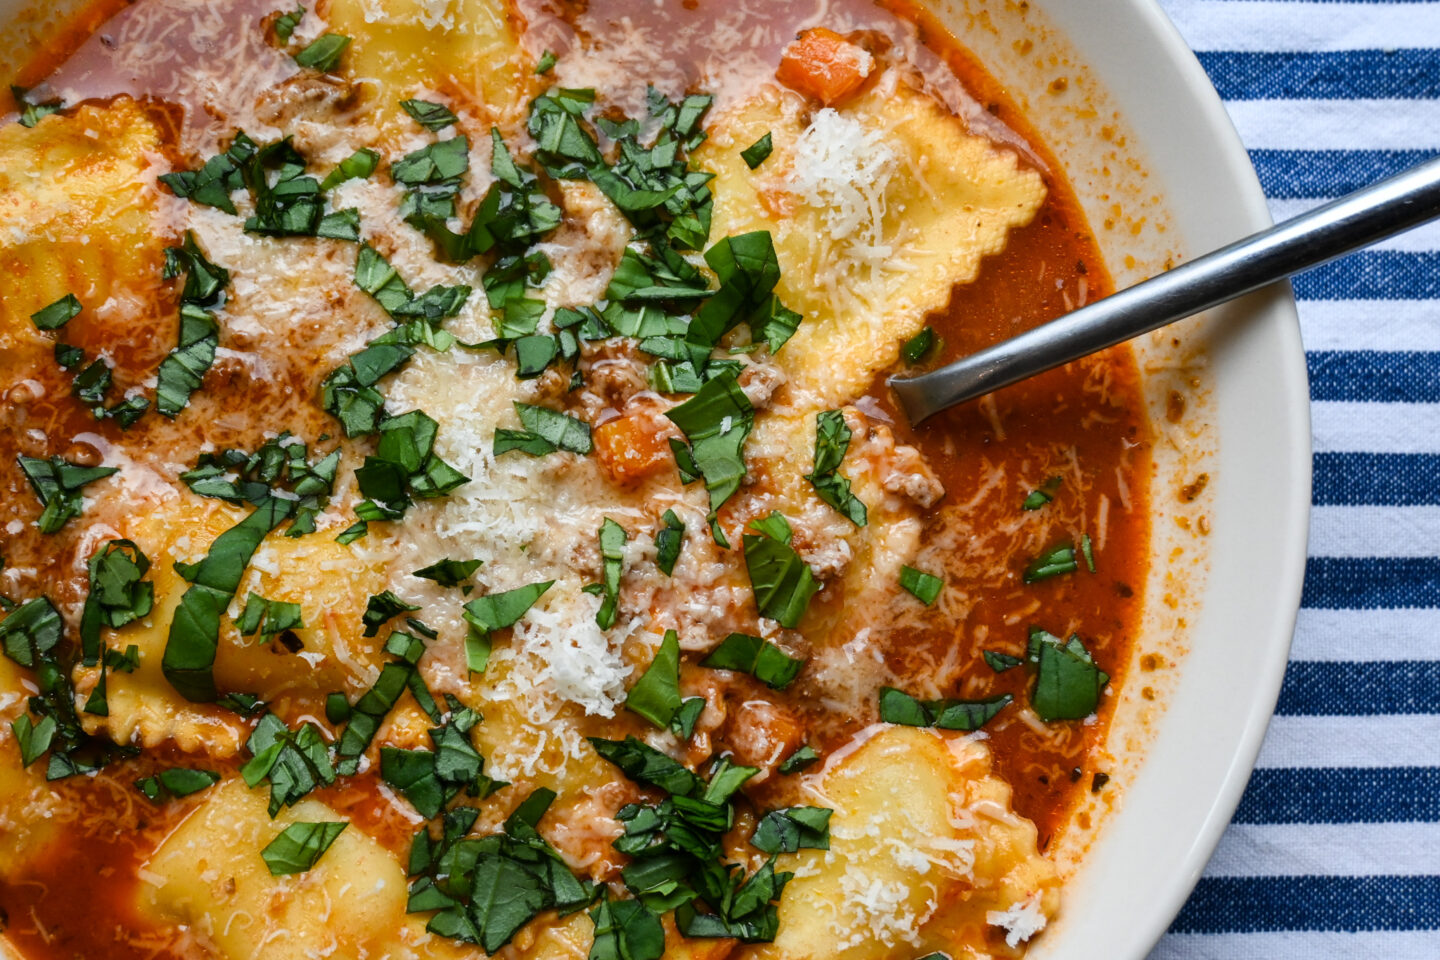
775 27 873 106
594 411 674 486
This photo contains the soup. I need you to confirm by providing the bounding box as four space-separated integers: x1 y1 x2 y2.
0 1 1151 957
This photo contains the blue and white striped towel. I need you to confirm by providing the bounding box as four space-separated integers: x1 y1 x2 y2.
1150 1 1440 957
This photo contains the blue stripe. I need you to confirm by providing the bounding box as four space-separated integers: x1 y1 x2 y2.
1250 150 1439 199
1302 557 1440 609
1314 453 1440 506
1309 351 1440 402
1277 661 1440 716
1200 50 1440 101
1293 252 1440 301
1236 767 1440 824
1172 876 1440 933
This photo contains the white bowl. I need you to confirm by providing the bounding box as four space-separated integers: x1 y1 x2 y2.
0 1 1310 958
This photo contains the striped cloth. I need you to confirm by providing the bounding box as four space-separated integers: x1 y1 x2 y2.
1150 1 1440 958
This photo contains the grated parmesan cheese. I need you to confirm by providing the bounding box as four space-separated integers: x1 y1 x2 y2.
785 107 900 268
987 891 1050 948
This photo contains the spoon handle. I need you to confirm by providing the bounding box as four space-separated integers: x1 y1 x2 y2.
890 155 1440 424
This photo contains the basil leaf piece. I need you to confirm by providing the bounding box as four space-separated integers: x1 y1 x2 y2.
241 714 336 814
901 326 936 364
363 590 420 637
671 696 706 740
163 496 296 702
665 371 754 543
134 767 220 802
700 632 805 690
627 630 682 729
236 593 305 643
495 402 593 457
595 518 626 629
1023 541 1078 583
262 821 348 875
18 455 118 534
80 540 154 666
984 650 1024 673
805 410 866 526
12 714 56 766
156 234 229 417
1029 628 1108 721
293 33 350 71
777 744 819 775
535 49 557 74
589 736 700 797
320 147 380 190
740 132 773 169
878 686 1012 731
30 293 81 330
273 3 304 43
414 557 483 588
589 895 665 960
654 509 685 576
461 581 554 673
751 806 831 854
159 132 258 214
11 84 62 127
741 513 820 630
402 99 459 131
1081 532 1096 572
899 565 943 605
1022 475 1062 511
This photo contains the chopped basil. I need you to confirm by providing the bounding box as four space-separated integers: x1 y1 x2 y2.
700 632 805 690
665 371 754 544
653 509 685 576
402 99 459 131
262 821 347 875
595 518 626 629
1022 475 1063 511
777 744 819 775
688 232 790 352
805 410 866 526
11 84 62 127
626 630 682 729
1028 627 1108 721
671 696 706 740
241 713 336 815
984 650 1024 672
413 558 483 589
380 709 504 819
3 597 135 779
134 767 220 802
236 593 305 644
461 581 553 673
293 33 350 71
1023 541 1079 582
163 495 296 702
349 410 469 535
159 132 257 213
18 455 117 534
740 132 774 169
179 433 338 536
273 3 304 43
742 513 820 630
320 147 380 190
30 293 81 330
156 234 228 417
362 590 421 637
878 686 1012 731
106 644 141 673
404 789 593 951
589 896 665 960
751 806 831 855
899 565 943 605
79 540 153 666
1081 532 1096 572
901 326 936 365
494 402 593 457
12 714 55 766
334 658 430 774
535 49 557 74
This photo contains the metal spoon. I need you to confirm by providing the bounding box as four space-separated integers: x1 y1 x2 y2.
890 156 1440 424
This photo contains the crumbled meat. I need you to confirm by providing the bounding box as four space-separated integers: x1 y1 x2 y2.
737 355 787 409
847 410 946 508
252 75 363 158
719 698 805 773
